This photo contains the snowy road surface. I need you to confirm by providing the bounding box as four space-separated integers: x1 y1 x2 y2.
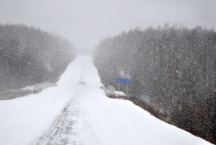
0 55 212 145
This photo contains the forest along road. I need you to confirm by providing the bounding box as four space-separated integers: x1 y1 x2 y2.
0 55 212 145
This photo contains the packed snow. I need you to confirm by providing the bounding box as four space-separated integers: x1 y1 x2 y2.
0 55 212 145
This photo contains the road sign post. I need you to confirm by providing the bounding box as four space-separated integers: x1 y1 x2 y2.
116 79 132 84
116 79 132 94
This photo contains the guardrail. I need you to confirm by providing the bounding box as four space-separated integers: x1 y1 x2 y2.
100 85 129 99
33 82 55 93
0 82 57 100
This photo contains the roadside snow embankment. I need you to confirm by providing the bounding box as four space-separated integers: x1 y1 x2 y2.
0 55 212 145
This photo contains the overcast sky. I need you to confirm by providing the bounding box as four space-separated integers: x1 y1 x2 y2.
0 0 216 49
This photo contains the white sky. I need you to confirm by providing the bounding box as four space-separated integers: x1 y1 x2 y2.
0 0 216 49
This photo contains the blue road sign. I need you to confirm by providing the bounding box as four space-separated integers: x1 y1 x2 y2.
116 79 132 83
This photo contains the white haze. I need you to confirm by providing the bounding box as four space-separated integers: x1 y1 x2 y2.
0 0 216 49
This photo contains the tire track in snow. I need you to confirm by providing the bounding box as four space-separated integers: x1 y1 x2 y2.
31 75 88 145
32 95 80 145
32 60 88 145
5 95 73 145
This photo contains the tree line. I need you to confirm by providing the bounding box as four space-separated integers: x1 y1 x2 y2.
93 25 216 144
0 24 75 91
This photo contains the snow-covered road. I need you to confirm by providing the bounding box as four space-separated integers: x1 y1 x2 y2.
0 55 212 145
